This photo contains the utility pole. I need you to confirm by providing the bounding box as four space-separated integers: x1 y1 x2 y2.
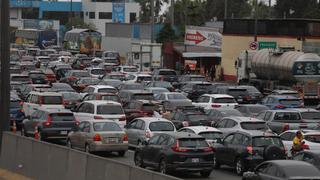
171 0 175 26
150 0 155 43
70 0 73 25
0 0 11 150
268 0 272 18
224 0 228 19
254 0 258 41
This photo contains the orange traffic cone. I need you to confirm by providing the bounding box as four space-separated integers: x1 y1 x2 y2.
34 126 39 140
12 120 17 134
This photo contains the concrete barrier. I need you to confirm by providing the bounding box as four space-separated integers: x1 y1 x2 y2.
0 132 182 180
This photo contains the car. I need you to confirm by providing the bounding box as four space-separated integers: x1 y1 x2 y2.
98 79 123 89
214 116 267 136
82 85 118 95
256 110 318 134
216 86 254 104
28 71 48 84
53 65 72 80
10 74 31 84
102 72 126 81
82 93 121 104
23 91 64 117
146 81 175 92
152 69 178 83
67 120 128 156
178 74 206 82
178 126 223 146
261 95 304 109
242 160 320 180
60 70 90 85
238 85 263 103
236 104 270 117
123 100 160 123
85 67 106 78
71 57 94 70
280 130 320 157
21 108 78 141
193 94 238 110
154 92 192 111
114 65 138 75
101 51 120 65
214 130 286 175
126 73 152 83
205 108 243 126
71 78 101 92
125 117 176 147
118 82 144 91
145 87 169 97
271 90 301 98
73 100 126 127
50 83 75 92
134 132 214 177
98 62 118 73
290 108 320 123
43 69 57 83
171 110 211 129
119 90 154 105
180 81 214 101
292 151 320 170
60 91 82 109
18 84 52 100
10 95 25 129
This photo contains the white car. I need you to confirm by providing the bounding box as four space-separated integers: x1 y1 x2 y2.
178 126 223 146
23 91 65 116
73 100 126 127
155 92 192 110
82 85 118 97
114 65 138 75
193 94 238 110
126 73 152 83
280 130 320 157
85 67 106 78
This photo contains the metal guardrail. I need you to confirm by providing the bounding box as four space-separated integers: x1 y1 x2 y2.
0 132 182 180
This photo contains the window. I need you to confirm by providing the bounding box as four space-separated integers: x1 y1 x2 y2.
149 135 160 145
83 122 91 133
99 12 112 19
264 112 272 121
135 120 145 130
303 153 316 164
78 122 86 131
216 120 227 128
280 132 295 141
265 164 278 176
224 134 234 144
225 120 237 128
93 122 122 131
232 134 243 145
256 111 266 120
130 12 136 23
128 120 137 129
158 135 169 145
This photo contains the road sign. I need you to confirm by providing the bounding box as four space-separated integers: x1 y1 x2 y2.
184 26 222 48
259 41 277 50
185 31 206 45
249 41 258 50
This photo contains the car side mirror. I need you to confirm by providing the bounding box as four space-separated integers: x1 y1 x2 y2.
142 140 149 146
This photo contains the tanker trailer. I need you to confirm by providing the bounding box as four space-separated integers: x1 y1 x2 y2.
237 49 320 104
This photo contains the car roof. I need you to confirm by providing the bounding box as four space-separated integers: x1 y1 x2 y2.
120 90 152 94
84 100 122 106
238 104 268 107
184 81 211 84
29 91 62 96
88 85 116 89
86 119 120 124
36 107 72 113
202 94 234 98
181 126 222 133
266 95 299 99
272 90 298 93
182 75 204 77
162 132 204 139
235 130 277 137
158 68 175 71
289 108 319 112
137 117 172 123
146 87 168 90
223 116 264 122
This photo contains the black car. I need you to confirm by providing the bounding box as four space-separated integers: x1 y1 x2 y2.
292 150 320 170
205 108 243 126
71 57 93 70
217 86 253 104
213 130 286 175
134 132 214 177
28 71 48 84
171 110 210 129
242 160 320 180
180 81 213 101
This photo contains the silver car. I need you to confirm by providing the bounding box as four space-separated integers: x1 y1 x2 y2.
67 120 128 156
125 117 176 147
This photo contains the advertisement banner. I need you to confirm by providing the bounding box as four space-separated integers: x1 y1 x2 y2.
184 26 222 49
112 3 125 23
185 60 197 70
23 20 54 30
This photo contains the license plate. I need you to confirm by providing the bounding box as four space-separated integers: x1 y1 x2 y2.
191 158 199 163
60 131 68 135
108 138 118 143
237 99 243 102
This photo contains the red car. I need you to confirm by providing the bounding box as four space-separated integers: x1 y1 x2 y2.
123 100 160 123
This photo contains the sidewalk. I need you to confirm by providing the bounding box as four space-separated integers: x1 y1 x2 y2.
0 169 32 180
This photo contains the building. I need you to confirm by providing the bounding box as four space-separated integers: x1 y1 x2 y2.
222 19 320 81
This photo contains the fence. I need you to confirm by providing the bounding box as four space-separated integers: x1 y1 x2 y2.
0 132 182 180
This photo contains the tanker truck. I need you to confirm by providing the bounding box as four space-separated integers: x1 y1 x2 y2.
236 49 320 104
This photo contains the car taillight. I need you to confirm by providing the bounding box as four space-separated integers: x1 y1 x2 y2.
123 134 128 142
63 100 69 106
75 120 80 126
68 76 77 81
145 130 152 138
245 96 252 100
276 105 285 109
19 101 24 106
247 146 253 155
302 144 310 150
93 134 101 141
171 140 189 152
19 109 24 113
202 147 214 152
282 123 289 132
182 121 189 127
211 104 221 108
94 115 104 119
38 96 44 105
119 116 126 121
42 116 52 127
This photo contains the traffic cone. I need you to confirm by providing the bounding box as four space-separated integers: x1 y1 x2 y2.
12 120 17 134
34 126 39 140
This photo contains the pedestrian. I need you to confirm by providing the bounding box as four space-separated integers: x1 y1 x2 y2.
209 65 216 81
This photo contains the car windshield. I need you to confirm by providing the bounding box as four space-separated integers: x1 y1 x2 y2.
167 94 187 100
133 94 154 100
101 95 120 102
245 86 260 93
190 77 205 81
252 136 282 147
10 101 20 108
11 76 29 82
214 98 236 103
240 122 266 130
194 84 212 90
248 106 269 113
42 96 62 105
91 69 105 75
227 89 248 96
142 104 158 111
274 112 301 121
73 71 89 77
93 122 122 131
29 73 45 79
137 76 152 82
159 71 176 75
98 88 117 93
123 68 138 72
279 99 301 105
97 105 123 115
149 122 175 131
179 138 209 148
188 114 208 121
50 113 75 121
62 92 82 101
301 112 320 120
199 132 223 140
305 135 320 143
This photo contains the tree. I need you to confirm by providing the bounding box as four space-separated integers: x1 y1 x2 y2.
65 17 96 31
274 0 320 19
173 0 206 27
136 0 169 23
156 23 177 43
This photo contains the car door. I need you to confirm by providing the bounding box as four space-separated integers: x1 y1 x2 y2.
142 135 160 165
126 120 138 145
70 122 86 148
149 135 170 167
279 131 295 156
24 110 40 134
74 103 92 121
228 133 247 166
134 120 146 145
78 122 91 150
23 94 32 117
216 134 235 165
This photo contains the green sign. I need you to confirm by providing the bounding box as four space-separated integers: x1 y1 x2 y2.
259 41 277 50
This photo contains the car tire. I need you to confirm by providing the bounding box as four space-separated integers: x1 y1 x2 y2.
118 151 126 157
85 144 91 154
200 170 211 178
134 152 145 168
67 139 73 149
159 158 169 174
213 154 220 169
236 158 245 176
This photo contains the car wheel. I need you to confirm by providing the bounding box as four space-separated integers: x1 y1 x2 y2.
213 154 220 169
200 170 211 178
159 158 168 174
85 144 91 154
67 139 73 149
134 152 145 168
236 158 245 176
118 151 126 157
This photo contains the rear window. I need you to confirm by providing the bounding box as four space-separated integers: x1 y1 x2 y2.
167 94 187 100
190 77 205 81
11 76 29 82
179 138 209 148
80 79 100 85
198 132 223 140
282 93 300 98
123 68 138 72
29 73 46 79
98 88 117 93
301 112 320 120
279 99 301 105
149 122 175 131
42 96 62 105
214 98 236 103
252 136 282 147
137 76 152 82
101 95 120 102
159 71 176 75
97 105 123 115
73 71 89 77
50 113 75 121
91 69 105 75
228 89 248 96
133 94 154 100
142 104 158 111
305 135 320 143
10 101 20 108
93 122 122 131
194 84 212 90
274 112 301 121
240 122 266 130
124 84 143 90
248 106 269 113
62 93 82 101
187 114 208 121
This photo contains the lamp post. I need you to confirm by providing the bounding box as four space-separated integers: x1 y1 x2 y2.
224 0 228 19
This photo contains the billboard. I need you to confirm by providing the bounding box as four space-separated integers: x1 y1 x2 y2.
184 26 222 49
112 3 125 23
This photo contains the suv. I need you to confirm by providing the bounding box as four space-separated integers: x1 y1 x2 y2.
181 81 213 101
82 93 121 104
171 110 211 129
123 100 160 123
71 57 94 70
217 86 253 104
23 91 64 117
193 94 238 110
21 108 78 141
261 95 304 109
152 69 178 83
213 130 286 175
119 90 154 105
134 132 214 177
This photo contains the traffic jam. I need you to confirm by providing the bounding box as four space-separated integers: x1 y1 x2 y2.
9 45 320 179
